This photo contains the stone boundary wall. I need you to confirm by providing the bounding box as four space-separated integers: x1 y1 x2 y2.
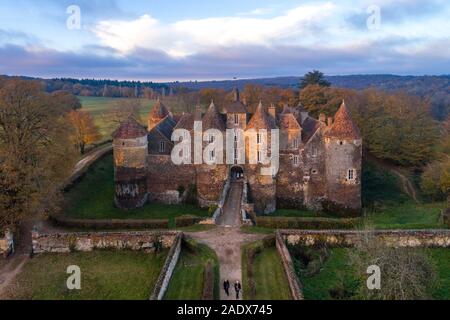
280 229 450 247
149 232 183 300
31 229 179 253
275 232 304 300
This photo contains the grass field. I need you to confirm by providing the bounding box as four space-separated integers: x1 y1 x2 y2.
64 153 209 222
242 242 292 300
165 240 220 300
291 247 450 300
78 96 187 142
4 250 167 300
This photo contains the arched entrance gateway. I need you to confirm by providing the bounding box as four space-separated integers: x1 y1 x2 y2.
230 166 244 182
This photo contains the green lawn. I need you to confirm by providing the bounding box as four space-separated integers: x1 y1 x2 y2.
291 247 450 300
64 154 208 222
4 250 167 300
365 201 446 229
242 243 292 300
164 240 219 300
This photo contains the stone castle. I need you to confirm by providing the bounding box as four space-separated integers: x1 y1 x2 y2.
112 89 362 214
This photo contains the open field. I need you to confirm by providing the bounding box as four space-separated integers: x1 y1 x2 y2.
78 96 188 142
290 247 450 300
165 240 219 300
2 250 167 300
64 154 209 223
242 242 291 300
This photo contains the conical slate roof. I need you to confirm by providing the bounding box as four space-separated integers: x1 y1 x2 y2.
202 101 226 130
149 98 170 120
113 116 147 139
225 88 247 114
247 101 277 130
325 100 360 139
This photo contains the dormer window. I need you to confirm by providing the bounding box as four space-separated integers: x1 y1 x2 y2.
257 133 261 144
159 141 165 152
234 114 239 125
292 138 299 149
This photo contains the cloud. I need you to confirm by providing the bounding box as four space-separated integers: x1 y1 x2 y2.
93 3 337 57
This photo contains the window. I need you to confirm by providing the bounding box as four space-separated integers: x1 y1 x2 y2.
208 133 215 143
257 151 262 163
209 149 215 161
159 141 165 152
348 169 355 180
234 149 238 160
234 114 239 125
257 133 261 144
311 148 317 157
293 155 299 165
312 169 318 174
292 139 299 149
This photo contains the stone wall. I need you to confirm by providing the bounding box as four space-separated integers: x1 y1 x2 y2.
280 229 450 248
275 232 303 300
149 232 183 300
32 229 179 254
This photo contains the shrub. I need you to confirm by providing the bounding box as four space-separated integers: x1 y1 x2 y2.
174 215 203 227
184 183 198 205
255 216 359 230
50 214 169 229
320 199 361 218
208 204 218 216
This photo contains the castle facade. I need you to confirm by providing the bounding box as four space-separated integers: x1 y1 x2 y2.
112 89 362 214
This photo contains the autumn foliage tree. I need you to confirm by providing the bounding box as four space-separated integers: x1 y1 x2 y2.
0 78 77 230
67 110 101 154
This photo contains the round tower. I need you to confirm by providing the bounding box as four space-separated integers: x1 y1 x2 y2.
324 100 362 211
112 116 149 209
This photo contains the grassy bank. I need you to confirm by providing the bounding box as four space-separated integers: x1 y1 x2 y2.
3 250 167 300
64 154 208 222
165 240 220 300
242 241 291 300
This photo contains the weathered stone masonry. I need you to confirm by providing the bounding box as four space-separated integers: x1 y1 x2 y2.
113 90 362 214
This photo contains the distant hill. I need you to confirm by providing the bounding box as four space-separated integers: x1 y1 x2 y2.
1 73 449 120
170 74 450 120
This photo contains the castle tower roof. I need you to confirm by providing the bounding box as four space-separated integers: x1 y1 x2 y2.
202 100 226 131
149 98 170 119
279 105 301 130
113 116 147 139
247 101 277 130
325 100 360 140
225 88 247 114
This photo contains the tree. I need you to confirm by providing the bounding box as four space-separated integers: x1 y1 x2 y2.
349 227 436 300
106 99 143 125
67 110 101 154
421 161 445 201
242 84 264 113
0 78 77 230
299 70 330 89
51 90 81 111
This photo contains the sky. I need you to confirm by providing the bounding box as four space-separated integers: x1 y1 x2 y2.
0 0 449 81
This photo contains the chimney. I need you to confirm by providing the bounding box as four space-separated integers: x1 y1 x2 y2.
233 87 240 102
268 103 276 119
319 113 326 123
327 117 333 127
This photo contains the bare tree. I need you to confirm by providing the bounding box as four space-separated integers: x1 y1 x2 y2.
349 225 436 300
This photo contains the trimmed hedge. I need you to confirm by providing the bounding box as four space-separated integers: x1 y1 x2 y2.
202 261 215 300
255 216 359 230
50 214 169 230
174 215 204 227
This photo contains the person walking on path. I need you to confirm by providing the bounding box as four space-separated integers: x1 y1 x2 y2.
234 280 241 299
223 279 230 297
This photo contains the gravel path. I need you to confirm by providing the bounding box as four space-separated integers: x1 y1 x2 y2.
186 226 266 300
